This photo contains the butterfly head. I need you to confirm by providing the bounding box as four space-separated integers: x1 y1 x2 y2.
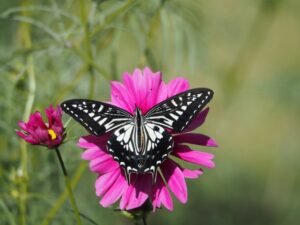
134 106 143 117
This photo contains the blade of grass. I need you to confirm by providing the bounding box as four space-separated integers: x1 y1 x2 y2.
79 0 96 98
0 199 17 225
90 0 139 38
1 5 80 24
12 16 61 41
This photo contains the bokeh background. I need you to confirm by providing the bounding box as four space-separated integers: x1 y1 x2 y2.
1 0 300 224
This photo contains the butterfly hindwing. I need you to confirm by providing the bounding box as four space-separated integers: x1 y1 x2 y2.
107 122 173 183
61 99 132 135
145 88 213 132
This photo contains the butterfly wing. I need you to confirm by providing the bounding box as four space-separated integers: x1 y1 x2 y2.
145 88 213 132
107 122 173 183
61 99 132 135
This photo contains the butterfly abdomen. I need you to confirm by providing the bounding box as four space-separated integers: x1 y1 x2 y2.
134 107 146 155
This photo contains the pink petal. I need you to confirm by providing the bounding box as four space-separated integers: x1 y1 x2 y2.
90 154 119 173
120 173 152 210
16 130 27 139
120 182 134 210
32 127 49 143
143 68 167 110
48 137 63 148
173 144 215 168
161 160 187 203
152 175 173 211
183 108 209 132
167 77 190 97
174 133 218 147
126 174 152 210
46 105 63 128
123 70 143 110
45 105 55 127
18 121 28 130
151 188 161 210
22 134 39 144
92 158 119 174
77 135 108 151
100 173 127 207
51 125 63 137
110 81 135 113
181 168 203 179
30 111 47 129
154 81 168 106
81 147 106 160
131 69 147 110
77 137 97 149
160 184 173 211
95 169 120 196
115 68 168 113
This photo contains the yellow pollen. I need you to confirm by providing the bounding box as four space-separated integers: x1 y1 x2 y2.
48 129 57 140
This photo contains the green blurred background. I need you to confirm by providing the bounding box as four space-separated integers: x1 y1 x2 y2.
1 0 300 224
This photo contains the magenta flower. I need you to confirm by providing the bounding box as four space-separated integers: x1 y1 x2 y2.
78 67 217 211
16 105 64 149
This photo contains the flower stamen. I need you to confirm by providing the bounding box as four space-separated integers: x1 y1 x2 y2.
48 129 57 140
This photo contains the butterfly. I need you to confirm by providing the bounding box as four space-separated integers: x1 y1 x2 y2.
61 88 213 183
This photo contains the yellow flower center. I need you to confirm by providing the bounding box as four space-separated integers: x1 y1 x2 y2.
48 129 57 140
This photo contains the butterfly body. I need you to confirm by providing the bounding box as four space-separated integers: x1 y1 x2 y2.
61 88 213 184
134 107 145 154
106 107 173 182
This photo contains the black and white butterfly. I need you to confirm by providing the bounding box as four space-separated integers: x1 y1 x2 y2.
61 88 213 183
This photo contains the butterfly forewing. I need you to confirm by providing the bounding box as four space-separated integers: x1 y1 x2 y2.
61 99 132 135
107 122 173 183
145 88 213 132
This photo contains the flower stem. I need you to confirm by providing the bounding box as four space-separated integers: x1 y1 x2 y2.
40 162 87 225
78 0 95 99
18 1 37 224
142 216 147 225
55 148 82 225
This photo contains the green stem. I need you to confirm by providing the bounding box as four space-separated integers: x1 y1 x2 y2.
222 0 282 99
40 162 87 225
18 1 37 224
79 0 95 99
110 30 121 80
19 143 27 225
142 216 147 225
144 5 162 71
55 148 82 225
0 199 17 225
70 47 110 79
90 0 138 38
88 66 95 99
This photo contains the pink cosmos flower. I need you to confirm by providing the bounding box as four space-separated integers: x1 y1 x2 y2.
16 105 64 149
78 67 217 211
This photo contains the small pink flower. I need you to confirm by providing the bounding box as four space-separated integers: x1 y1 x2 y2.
16 105 64 149
78 67 217 211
